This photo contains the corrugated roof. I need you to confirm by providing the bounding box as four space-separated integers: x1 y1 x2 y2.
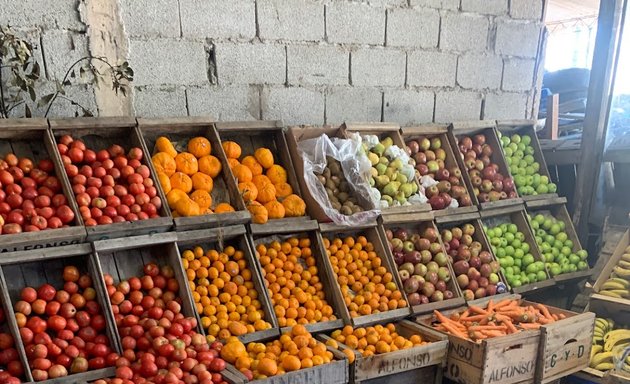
546 0 600 24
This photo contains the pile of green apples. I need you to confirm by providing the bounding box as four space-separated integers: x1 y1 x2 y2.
528 213 589 276
485 222 549 288
499 133 557 196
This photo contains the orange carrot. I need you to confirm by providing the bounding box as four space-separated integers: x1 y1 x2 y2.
520 323 541 330
558 313 566 320
443 323 468 339
469 305 489 315
504 320 518 334
469 325 507 331
460 314 489 323
494 299 514 309
486 299 494 313
481 330 506 337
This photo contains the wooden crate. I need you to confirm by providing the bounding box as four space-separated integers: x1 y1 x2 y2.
479 205 555 295
377 211 466 315
400 124 479 217
318 222 411 327
496 120 558 203
92 233 200 345
138 117 250 230
0 243 119 383
341 122 432 218
448 121 523 210
175 225 280 343
320 320 448 384
247 219 346 334
0 118 86 253
525 197 593 284
435 215 511 300
416 297 541 384
0 270 30 383
215 121 311 234
591 229 630 309
285 125 378 223
48 117 173 241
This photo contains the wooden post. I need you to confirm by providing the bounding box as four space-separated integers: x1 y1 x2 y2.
574 0 627 241
544 94 559 140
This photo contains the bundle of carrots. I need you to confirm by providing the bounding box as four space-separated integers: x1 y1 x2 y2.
432 298 566 341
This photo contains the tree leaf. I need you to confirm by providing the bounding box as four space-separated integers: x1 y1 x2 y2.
24 104 31 118
28 86 35 101
37 93 55 108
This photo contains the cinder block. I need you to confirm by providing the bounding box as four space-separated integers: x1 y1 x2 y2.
368 0 408 6
434 91 482 123
27 84 97 118
386 8 439 48
259 0 324 42
129 39 208 86
352 48 405 87
261 86 325 125
42 31 90 83
407 51 457 87
326 2 385 45
383 90 434 125
216 43 286 85
0 0 84 30
133 87 188 117
457 54 503 90
502 58 536 91
484 92 529 119
409 0 459 10
326 87 382 124
287 45 349 86
495 21 541 58
120 0 180 38
461 0 507 15
440 13 489 52
510 0 544 20
180 0 255 39
188 85 260 120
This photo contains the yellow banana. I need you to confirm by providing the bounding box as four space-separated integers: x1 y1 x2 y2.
591 345 603 360
604 289 630 298
621 253 630 263
604 331 630 351
618 260 630 270
613 266 630 278
590 351 614 367
594 362 615 371
600 290 624 298
602 281 629 291
608 277 630 288
594 336 604 344
608 318 616 329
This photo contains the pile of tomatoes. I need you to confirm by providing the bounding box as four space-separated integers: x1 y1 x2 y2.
0 307 24 384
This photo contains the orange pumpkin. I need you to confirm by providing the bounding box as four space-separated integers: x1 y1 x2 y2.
232 164 253 183
175 197 201 217
187 137 211 158
238 181 258 202
190 190 212 210
155 136 177 158
222 141 242 159
198 155 222 178
169 172 193 193
254 148 274 169
175 152 198 175
214 203 236 214
191 172 214 192
157 173 172 194
266 164 287 184
242 156 263 176
274 182 293 199
152 152 176 176
256 183 276 204
282 194 306 217
264 201 285 219
167 189 187 207
247 202 268 224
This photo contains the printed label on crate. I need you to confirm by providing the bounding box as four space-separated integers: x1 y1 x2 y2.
448 338 482 367
266 363 345 384
355 349 436 380
0 239 80 253
544 341 590 373
447 358 536 384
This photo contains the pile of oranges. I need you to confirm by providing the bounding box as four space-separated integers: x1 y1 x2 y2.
329 324 426 358
221 141 306 224
152 136 236 217
181 244 272 342
323 235 407 317
222 325 334 380
256 237 336 327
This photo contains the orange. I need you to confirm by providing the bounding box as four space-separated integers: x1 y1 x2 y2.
281 355 301 372
188 137 212 158
198 155 222 178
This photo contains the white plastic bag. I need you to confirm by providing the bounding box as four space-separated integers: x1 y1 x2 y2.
298 134 380 226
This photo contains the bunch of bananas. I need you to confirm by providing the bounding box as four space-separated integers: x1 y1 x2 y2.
590 317 630 372
599 248 630 299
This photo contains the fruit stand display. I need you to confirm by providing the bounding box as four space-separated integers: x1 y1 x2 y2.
341 123 431 217
320 320 448 384
0 243 120 382
318 223 411 327
434 214 509 302
175 226 279 344
525 197 592 284
592 229 630 310
479 205 554 294
496 120 558 201
248 220 346 333
0 118 84 252
138 118 250 231
215 121 309 233
448 121 522 210
400 124 478 216
48 118 172 241
377 212 465 314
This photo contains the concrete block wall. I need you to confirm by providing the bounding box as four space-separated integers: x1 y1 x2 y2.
4 0 546 125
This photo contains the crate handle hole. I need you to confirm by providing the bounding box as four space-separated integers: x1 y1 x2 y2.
564 338 577 346
504 344 523 352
